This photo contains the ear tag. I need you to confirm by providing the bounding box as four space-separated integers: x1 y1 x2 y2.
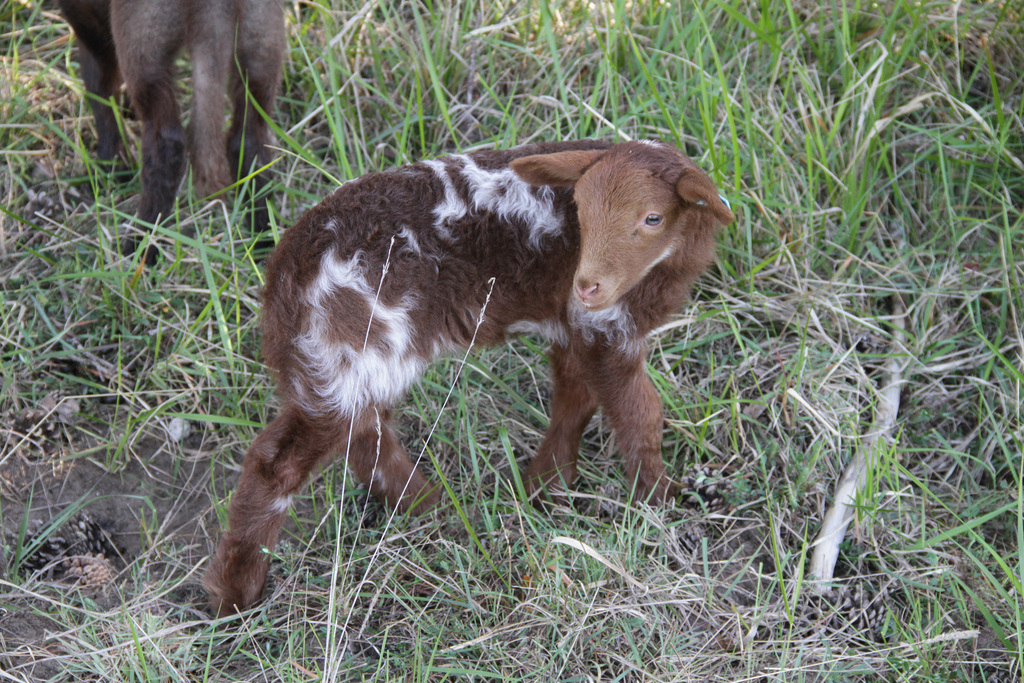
718 193 732 209
695 200 707 206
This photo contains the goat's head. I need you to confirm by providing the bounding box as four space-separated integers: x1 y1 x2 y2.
511 141 734 310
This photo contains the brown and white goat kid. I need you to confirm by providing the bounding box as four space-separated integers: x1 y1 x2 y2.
205 139 735 614
58 0 285 262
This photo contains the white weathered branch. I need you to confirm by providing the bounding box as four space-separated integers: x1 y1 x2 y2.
808 294 906 591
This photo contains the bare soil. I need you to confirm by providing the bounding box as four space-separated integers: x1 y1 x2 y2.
0 400 226 676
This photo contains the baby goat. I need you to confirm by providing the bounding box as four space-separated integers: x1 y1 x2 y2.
58 0 285 261
205 139 735 614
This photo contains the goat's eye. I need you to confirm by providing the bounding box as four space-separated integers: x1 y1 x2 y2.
644 214 663 227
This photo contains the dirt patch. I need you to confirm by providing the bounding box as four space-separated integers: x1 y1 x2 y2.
0 397 231 676
2 415 218 564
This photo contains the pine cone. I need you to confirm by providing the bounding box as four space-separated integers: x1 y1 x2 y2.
65 553 117 587
18 512 120 578
803 585 894 642
678 465 733 514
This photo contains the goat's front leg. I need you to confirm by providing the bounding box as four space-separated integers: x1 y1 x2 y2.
524 343 599 502
585 347 676 504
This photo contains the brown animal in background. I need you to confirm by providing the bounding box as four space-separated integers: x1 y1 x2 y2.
57 0 285 261
204 139 735 615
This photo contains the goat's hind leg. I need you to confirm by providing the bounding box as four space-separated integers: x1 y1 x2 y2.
58 0 124 167
187 10 232 201
109 4 187 262
344 408 440 515
226 0 286 248
205 405 346 616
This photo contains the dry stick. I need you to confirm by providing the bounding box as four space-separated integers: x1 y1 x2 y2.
808 294 907 591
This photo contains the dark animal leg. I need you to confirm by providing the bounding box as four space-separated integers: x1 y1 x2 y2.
57 0 125 168
131 90 186 263
110 5 186 263
204 405 348 616
524 343 599 503
227 0 285 250
584 347 677 503
186 21 231 201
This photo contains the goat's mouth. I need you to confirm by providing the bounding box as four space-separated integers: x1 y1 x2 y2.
573 267 626 311
574 289 617 311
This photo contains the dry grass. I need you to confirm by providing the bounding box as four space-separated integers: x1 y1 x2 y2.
1 0 1022 681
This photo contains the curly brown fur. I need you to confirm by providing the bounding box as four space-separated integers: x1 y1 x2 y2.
205 139 734 615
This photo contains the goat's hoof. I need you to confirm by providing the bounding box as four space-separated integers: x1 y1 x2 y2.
404 485 441 515
632 476 680 507
524 479 570 509
202 548 268 618
120 236 159 265
203 572 263 618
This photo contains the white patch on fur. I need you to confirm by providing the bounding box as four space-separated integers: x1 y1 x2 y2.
296 249 427 416
637 139 663 147
430 335 460 359
641 243 675 278
269 495 293 515
371 466 386 490
453 155 562 248
619 336 648 358
424 159 466 238
567 298 637 351
397 225 422 256
306 249 368 308
507 319 569 346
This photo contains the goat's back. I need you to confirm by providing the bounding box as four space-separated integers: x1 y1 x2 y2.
261 141 614 406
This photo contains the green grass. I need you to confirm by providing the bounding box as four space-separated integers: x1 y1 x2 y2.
2 0 1023 680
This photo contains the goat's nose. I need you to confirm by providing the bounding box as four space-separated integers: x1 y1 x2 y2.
575 278 600 305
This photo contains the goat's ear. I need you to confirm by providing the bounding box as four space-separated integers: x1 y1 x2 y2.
676 168 735 225
510 150 607 187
